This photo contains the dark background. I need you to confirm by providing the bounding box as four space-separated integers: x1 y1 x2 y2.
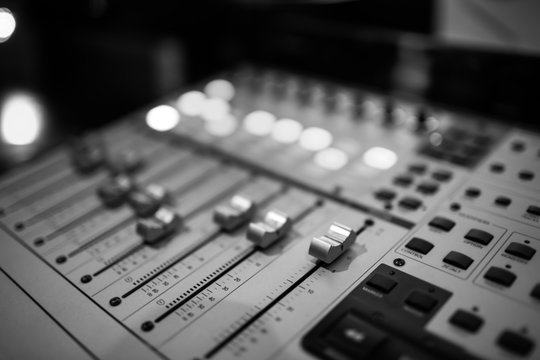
1 0 539 168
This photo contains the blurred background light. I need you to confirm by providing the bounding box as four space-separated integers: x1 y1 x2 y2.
205 113 238 137
204 79 235 101
362 146 398 170
243 110 276 136
299 127 333 151
314 147 349 170
177 91 206 116
200 98 230 122
145 105 180 131
271 118 303 144
1 93 43 145
0 8 16 43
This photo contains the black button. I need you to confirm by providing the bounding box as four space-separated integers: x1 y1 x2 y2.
497 330 535 356
484 267 516 287
374 189 396 201
449 310 483 333
393 175 413 187
405 237 434 255
366 274 397 294
490 163 505 173
428 216 455 232
416 182 439 195
398 197 422 210
526 205 540 216
464 229 494 246
465 188 481 198
443 251 474 270
432 169 453 182
518 171 534 181
505 242 536 260
494 196 512 207
325 312 388 358
405 291 438 313
531 283 540 300
511 141 526 152
408 163 427 174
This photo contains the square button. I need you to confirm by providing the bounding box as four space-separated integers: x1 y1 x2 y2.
428 217 455 232
494 196 511 207
416 182 439 195
366 274 397 294
526 205 540 216
374 189 396 201
530 283 540 301
405 291 438 313
408 163 427 175
449 310 483 333
405 237 434 255
325 312 388 358
484 267 516 287
464 229 493 246
393 175 413 187
505 242 536 261
443 251 474 270
432 169 453 182
497 330 534 356
398 197 422 210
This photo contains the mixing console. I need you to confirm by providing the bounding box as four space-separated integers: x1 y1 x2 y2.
1 65 539 360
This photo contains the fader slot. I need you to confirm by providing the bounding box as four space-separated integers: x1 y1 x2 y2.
154 208 362 356
89 176 281 317
0 149 69 196
65 167 252 296
13 143 188 228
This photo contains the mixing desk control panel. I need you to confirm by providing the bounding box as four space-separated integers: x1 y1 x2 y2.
1 66 539 360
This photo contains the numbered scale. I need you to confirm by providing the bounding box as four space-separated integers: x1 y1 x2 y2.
1 66 539 360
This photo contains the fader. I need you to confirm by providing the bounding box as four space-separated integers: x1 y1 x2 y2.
0 65 539 360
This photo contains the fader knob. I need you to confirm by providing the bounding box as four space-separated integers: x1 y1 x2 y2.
136 206 182 244
96 175 133 208
309 222 357 264
213 195 256 232
128 184 168 217
71 141 105 174
246 210 292 248
107 149 144 175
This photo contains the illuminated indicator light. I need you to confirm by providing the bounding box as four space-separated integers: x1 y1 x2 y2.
205 114 238 137
145 105 180 131
201 98 230 122
243 110 276 136
204 79 235 101
271 118 303 144
0 8 16 43
362 147 398 170
177 91 206 116
1 93 43 145
299 127 333 151
314 148 349 170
